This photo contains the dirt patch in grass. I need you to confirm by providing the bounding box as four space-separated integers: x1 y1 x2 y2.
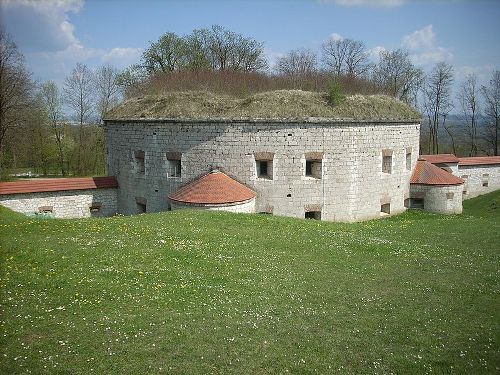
106 90 421 121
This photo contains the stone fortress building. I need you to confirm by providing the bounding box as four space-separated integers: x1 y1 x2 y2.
1 90 499 220
103 91 421 222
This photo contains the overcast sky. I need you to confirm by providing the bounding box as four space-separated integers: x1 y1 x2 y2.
1 0 499 95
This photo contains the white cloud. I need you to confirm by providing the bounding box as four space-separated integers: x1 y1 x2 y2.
402 25 435 51
401 25 453 66
1 0 83 52
102 48 143 68
1 0 142 83
319 0 404 7
329 33 344 42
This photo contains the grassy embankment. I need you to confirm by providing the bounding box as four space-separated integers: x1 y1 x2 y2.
1 191 499 374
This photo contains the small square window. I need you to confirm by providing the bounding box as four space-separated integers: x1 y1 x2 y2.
381 203 391 215
409 198 424 209
89 202 102 213
255 153 274 180
305 159 322 179
305 211 321 220
446 192 454 200
256 160 273 179
38 206 53 214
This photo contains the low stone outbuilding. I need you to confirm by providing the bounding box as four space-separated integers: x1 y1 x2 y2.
409 160 464 214
457 156 500 199
0 177 118 218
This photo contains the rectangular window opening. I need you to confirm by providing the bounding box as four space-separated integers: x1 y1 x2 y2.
89 202 102 213
305 211 321 220
254 153 274 180
256 160 273 179
482 174 489 187
134 150 145 175
409 198 424 209
38 206 53 214
168 159 182 178
406 152 412 171
380 203 391 215
136 197 146 214
382 150 393 174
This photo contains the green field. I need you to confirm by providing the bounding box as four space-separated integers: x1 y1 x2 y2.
1 192 499 374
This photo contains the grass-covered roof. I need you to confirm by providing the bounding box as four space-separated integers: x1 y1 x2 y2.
106 90 421 122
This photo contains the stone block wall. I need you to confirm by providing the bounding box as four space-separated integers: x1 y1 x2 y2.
0 188 118 218
410 184 463 214
458 164 500 199
105 119 420 222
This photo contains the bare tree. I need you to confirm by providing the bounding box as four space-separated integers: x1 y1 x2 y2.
373 48 423 105
422 62 454 154
481 70 500 155
322 37 370 78
94 65 121 122
0 29 33 154
195 25 267 72
275 48 317 77
63 63 94 175
40 81 66 175
458 74 480 156
228 35 268 72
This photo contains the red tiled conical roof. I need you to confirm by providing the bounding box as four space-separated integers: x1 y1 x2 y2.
168 171 256 205
0 177 118 195
411 160 464 186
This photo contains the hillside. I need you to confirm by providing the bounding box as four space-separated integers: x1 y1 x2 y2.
0 191 499 374
106 90 421 121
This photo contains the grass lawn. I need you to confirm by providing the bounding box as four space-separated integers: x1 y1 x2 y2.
1 191 499 374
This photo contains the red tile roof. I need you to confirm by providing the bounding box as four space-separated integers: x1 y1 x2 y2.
0 177 118 195
169 170 256 205
411 160 464 186
419 154 459 164
458 156 500 166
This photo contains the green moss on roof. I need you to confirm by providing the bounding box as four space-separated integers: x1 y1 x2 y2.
106 90 421 121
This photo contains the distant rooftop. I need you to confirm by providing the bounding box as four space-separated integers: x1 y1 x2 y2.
106 90 421 122
0 177 118 195
458 156 500 166
419 154 459 164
